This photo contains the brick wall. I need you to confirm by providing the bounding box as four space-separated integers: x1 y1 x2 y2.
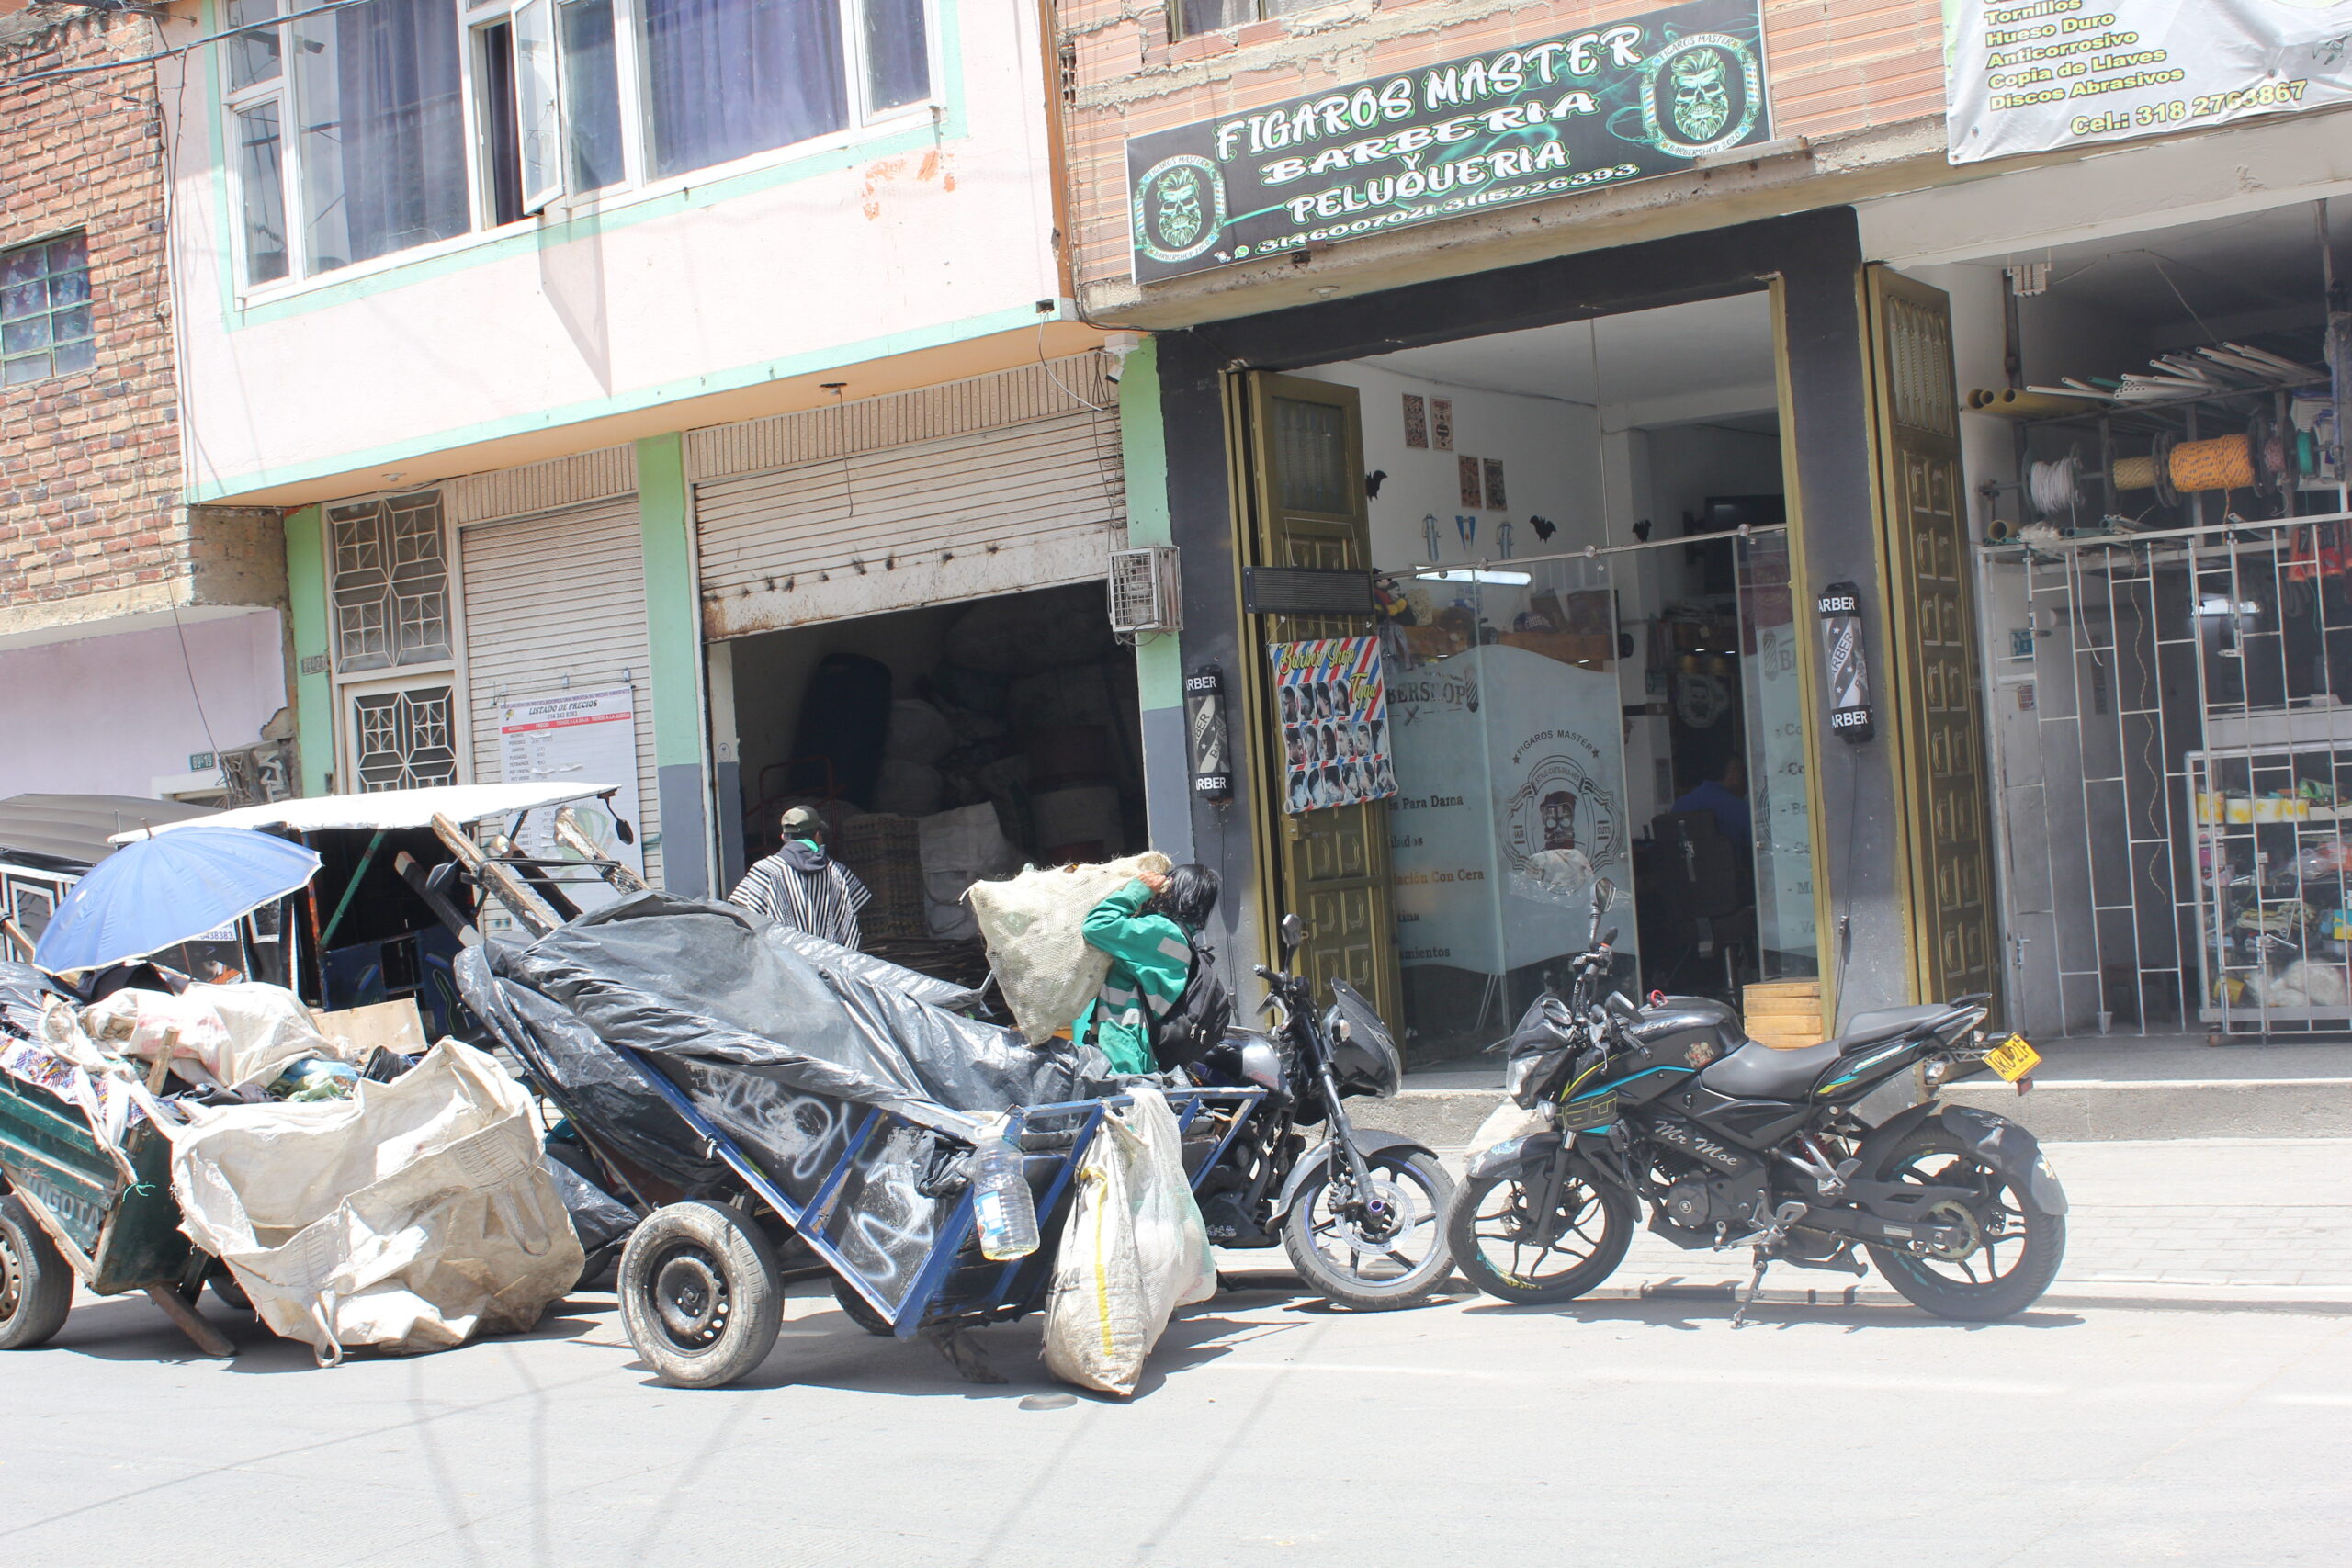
1058 0 1944 294
0 6 205 634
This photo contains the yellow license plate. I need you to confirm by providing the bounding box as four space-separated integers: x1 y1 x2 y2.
1984 1033 2041 1083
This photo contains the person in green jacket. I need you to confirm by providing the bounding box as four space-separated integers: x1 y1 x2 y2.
1076 864 1221 1075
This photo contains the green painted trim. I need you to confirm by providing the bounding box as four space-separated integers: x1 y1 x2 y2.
1120 339 1183 711
200 0 969 331
634 434 701 771
186 300 1057 503
284 506 334 795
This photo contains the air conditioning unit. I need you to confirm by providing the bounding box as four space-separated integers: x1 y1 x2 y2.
1107 546 1182 636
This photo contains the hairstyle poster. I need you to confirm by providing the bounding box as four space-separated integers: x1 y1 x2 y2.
1272 636 1397 815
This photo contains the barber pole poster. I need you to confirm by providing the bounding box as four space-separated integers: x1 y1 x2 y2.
1271 637 1397 814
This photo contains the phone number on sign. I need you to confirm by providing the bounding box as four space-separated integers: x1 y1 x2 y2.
2070 78 2307 136
1231 164 1644 258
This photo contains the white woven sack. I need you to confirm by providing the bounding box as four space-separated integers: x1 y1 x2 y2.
168 1039 583 1361
1041 1087 1216 1398
966 852 1170 1044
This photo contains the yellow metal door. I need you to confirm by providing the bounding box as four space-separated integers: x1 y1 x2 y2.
1233 372 1400 1019
1866 266 1999 1008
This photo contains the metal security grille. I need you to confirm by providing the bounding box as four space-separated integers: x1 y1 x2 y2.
350 685 458 791
1984 509 2352 1039
329 491 453 672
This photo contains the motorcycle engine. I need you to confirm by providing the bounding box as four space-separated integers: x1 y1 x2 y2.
1653 1160 1770 1241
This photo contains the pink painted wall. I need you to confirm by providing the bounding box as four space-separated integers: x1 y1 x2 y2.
0 610 286 798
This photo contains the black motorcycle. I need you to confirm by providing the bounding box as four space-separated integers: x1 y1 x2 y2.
1190 914 1455 1311
1447 888 2066 1323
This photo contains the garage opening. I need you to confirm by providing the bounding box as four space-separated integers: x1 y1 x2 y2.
721 581 1146 986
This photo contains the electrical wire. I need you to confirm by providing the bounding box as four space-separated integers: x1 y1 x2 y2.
2 0 368 90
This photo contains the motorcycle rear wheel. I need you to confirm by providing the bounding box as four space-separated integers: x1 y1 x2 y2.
1863 1123 2064 1322
1281 1149 1455 1311
1446 1166 1634 1306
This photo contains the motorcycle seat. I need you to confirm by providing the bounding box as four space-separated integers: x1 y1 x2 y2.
1698 1006 1951 1100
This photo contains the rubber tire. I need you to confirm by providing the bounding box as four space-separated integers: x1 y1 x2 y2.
1281 1148 1456 1312
829 1270 896 1337
1445 1165 1636 1306
617 1201 784 1389
0 1194 74 1351
209 1269 254 1314
1864 1122 2066 1323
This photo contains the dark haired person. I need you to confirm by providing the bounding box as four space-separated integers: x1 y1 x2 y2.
727 805 871 948
1075 863 1220 1075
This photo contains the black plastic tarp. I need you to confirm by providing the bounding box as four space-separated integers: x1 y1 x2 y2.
478 894 1094 1134
766 925 981 1014
457 942 734 1197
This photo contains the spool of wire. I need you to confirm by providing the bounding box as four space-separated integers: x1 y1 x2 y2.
2111 455 2158 491
2029 454 2085 518
2169 433 2256 492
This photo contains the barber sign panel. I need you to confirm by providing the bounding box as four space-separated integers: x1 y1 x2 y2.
1124 0 1771 283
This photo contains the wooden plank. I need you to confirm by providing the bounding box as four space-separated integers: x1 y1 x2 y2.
430 814 559 938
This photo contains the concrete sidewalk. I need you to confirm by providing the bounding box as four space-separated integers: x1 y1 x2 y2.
1371 1031 2352 1145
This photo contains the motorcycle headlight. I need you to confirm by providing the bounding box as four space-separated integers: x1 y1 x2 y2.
1504 1054 1543 1103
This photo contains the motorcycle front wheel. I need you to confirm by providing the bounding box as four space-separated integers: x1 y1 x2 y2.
1863 1122 2065 1322
1445 1164 1634 1306
1281 1148 1455 1311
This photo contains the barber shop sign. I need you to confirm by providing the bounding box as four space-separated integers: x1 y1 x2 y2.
1125 0 1770 283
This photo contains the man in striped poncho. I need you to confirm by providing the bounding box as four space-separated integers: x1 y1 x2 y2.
728 806 871 949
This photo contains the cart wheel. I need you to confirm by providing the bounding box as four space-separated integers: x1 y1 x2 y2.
829 1270 897 1337
209 1269 254 1314
617 1202 783 1389
0 1194 74 1351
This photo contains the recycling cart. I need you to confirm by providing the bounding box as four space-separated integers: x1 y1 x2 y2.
455 894 1259 1388
0 1002 234 1358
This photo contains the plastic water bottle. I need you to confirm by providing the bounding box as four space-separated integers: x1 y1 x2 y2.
972 1118 1040 1261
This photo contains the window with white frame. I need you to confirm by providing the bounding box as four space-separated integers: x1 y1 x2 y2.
223 0 935 288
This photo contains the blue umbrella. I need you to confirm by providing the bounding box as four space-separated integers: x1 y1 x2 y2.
34 826 322 975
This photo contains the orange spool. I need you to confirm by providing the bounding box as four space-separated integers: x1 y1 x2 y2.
2169 434 2256 492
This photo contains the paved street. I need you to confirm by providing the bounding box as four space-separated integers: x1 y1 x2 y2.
5 1137 2348 1567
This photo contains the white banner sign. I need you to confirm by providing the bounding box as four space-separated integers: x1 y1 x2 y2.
1945 0 2352 165
492 685 643 921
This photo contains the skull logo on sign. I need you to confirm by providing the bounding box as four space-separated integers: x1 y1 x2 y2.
1157 168 1204 249
1670 49 1733 143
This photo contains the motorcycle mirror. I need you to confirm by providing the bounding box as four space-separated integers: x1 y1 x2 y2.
1607 989 1640 1021
1279 912 1310 952
1591 878 1616 916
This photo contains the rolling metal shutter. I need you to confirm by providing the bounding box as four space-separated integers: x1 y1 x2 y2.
695 408 1126 638
458 497 664 887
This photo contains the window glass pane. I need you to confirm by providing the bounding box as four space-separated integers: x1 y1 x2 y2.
224 0 282 90
1174 0 1250 34
235 101 290 284
1272 397 1349 513
296 0 469 273
861 0 928 113
477 21 526 225
558 0 623 191
353 685 459 790
641 0 846 179
0 231 92 385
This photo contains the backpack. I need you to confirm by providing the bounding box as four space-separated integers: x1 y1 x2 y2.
1152 931 1233 1070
